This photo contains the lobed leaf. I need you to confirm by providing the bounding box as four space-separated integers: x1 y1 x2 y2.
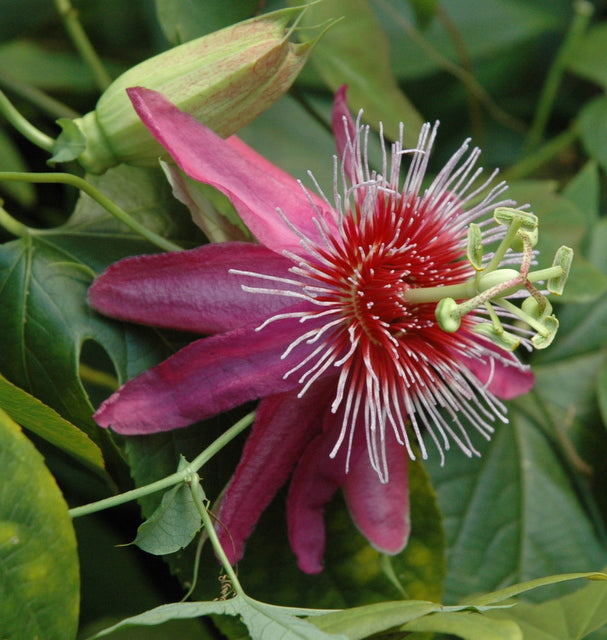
0 165 201 451
88 594 343 640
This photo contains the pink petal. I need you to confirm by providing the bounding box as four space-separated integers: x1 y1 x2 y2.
127 87 321 254
161 163 249 242
287 415 359 574
94 315 316 434
342 433 410 555
288 411 411 572
216 382 335 565
462 337 535 400
225 136 326 213
89 242 294 334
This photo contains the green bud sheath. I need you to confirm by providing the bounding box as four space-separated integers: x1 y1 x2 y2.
52 6 317 173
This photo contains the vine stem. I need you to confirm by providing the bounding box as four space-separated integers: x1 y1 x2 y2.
54 0 112 91
189 477 245 595
0 91 55 151
0 171 183 252
0 204 30 237
69 412 255 518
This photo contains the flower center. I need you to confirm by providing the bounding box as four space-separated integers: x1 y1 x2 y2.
347 253 409 345
327 194 466 351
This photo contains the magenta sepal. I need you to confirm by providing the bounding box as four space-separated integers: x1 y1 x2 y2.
94 312 325 434
89 242 294 334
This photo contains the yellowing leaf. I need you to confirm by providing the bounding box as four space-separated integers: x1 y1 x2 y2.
0 407 80 640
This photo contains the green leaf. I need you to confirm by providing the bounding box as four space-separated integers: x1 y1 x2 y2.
0 371 104 470
133 482 202 556
566 21 607 89
578 96 607 174
310 600 441 638
0 407 79 640
400 610 522 639
0 0 54 42
486 577 607 639
88 594 342 640
155 0 260 44
0 165 201 444
560 161 599 229
532 351 604 432
464 572 607 608
291 0 424 145
424 408 607 605
374 0 563 82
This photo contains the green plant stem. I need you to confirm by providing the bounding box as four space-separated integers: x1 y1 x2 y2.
523 0 594 152
0 71 79 119
0 204 30 237
55 0 112 91
504 125 578 181
0 91 55 151
69 411 254 518
0 171 183 252
189 477 245 595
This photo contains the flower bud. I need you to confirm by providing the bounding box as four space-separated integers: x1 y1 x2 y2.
51 6 318 174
